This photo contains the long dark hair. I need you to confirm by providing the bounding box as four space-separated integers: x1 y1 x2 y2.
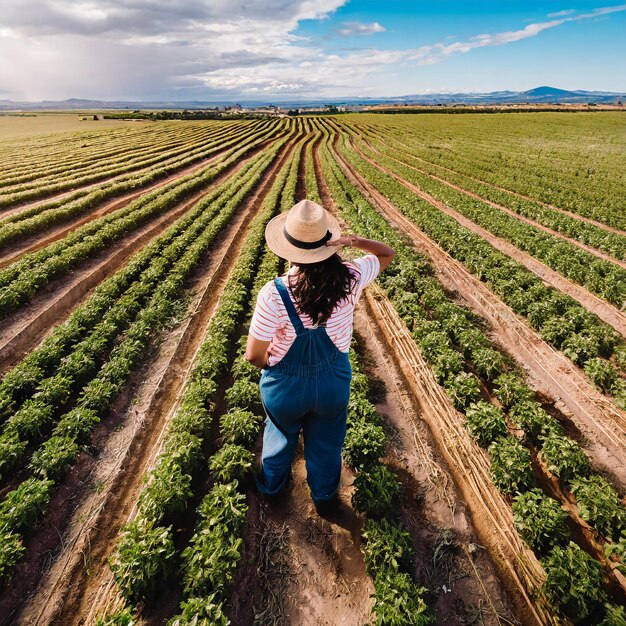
287 253 359 325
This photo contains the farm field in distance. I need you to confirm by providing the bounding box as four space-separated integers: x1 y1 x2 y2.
0 111 625 626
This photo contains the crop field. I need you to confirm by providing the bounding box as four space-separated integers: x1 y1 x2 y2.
0 111 625 626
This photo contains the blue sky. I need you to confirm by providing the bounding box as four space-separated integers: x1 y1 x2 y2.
0 1 624 101
295 0 626 94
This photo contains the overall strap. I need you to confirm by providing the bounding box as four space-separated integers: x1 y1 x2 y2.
274 277 305 335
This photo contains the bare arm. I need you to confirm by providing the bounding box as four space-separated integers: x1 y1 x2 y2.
245 335 271 369
327 235 396 271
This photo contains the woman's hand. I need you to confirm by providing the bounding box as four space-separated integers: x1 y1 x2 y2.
327 234 396 271
327 234 359 247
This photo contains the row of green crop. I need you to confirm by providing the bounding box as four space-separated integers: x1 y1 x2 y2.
303 133 432 624
0 124 283 317
0 120 239 211
0 120 277 249
352 124 626 262
168 242 286 625
316 128 625 623
325 124 626 402
0 123 223 192
0 142 283 488
347 130 626 308
0 123 181 178
106 140 300 625
345 350 432 625
0 131 295 584
352 113 625 229
0 124 239 206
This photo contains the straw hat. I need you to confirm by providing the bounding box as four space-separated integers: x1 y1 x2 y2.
264 199 341 264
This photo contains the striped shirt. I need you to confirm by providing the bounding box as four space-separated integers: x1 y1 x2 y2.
249 254 381 366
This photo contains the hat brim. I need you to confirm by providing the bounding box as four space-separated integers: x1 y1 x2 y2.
264 211 342 264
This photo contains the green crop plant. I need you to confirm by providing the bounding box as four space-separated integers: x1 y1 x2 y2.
539 433 590 484
219 409 263 447
465 400 507 447
542 542 606 621
371 570 432 626
109 518 177 603
571 475 626 542
352 464 402 519
488 436 534 495
512 489 569 554
208 444 254 484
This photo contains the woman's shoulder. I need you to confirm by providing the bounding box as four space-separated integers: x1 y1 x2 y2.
343 259 363 276
344 254 380 278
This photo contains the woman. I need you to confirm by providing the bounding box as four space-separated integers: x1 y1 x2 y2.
245 199 395 514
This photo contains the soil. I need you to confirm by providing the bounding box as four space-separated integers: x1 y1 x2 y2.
350 138 626 336
255 446 374 626
358 133 626 270
9 133 301 626
0 136 278 376
328 136 626 491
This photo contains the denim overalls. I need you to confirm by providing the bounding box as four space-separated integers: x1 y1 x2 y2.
255 277 352 504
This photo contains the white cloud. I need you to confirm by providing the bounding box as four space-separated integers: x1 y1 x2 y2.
393 4 626 66
337 21 385 36
0 1 624 101
547 9 577 18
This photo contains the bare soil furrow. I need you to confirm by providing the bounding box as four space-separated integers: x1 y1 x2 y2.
12 134 300 626
352 141 626 336
331 143 626 490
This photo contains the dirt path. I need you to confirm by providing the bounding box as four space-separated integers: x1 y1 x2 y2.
358 126 626 237
361 287 556 626
350 140 626 336
258 448 374 626
354 308 517 625
0 140 277 376
328 140 626 491
356 133 626 270
9 133 301 626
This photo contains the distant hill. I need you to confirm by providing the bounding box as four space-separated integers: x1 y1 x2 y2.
0 86 624 110
375 86 625 105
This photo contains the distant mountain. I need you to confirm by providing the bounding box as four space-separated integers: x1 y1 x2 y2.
374 86 625 105
0 86 624 110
